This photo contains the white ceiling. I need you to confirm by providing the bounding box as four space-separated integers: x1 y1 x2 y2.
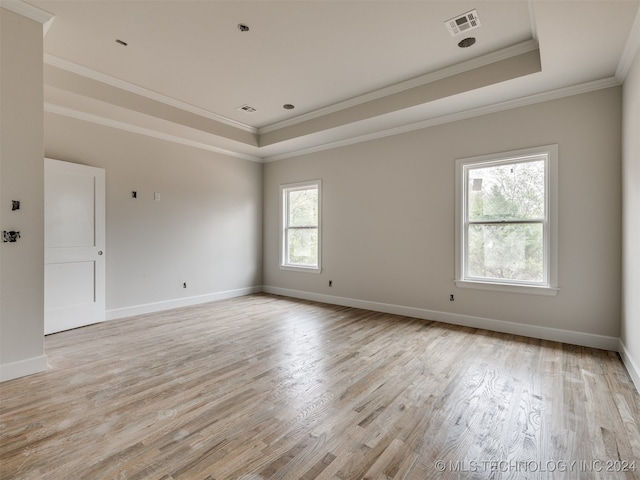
22 0 640 161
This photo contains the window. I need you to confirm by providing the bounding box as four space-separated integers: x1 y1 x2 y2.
280 180 321 272
455 145 558 295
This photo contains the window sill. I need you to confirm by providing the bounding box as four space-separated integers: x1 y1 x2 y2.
280 265 322 274
455 280 559 296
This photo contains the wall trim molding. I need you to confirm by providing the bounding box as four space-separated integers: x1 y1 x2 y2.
262 286 620 352
616 3 640 82
263 77 620 162
0 0 54 34
44 54 257 134
45 103 262 163
3 290 635 390
106 286 263 321
619 340 640 393
259 39 539 134
43 40 537 139
0 355 48 383
45 71 618 164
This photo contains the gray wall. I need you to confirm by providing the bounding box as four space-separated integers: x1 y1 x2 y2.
622 47 640 385
44 114 263 316
264 87 622 340
0 9 47 380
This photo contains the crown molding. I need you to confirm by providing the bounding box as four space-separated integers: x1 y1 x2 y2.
263 76 620 162
527 0 539 42
616 3 640 82
259 39 539 135
45 103 262 163
45 75 619 165
43 39 538 140
1 0 54 34
44 54 258 135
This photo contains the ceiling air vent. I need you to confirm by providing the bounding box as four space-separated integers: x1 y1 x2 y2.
445 10 481 37
237 104 257 113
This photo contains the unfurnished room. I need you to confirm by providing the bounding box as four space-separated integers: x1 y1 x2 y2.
1 0 640 478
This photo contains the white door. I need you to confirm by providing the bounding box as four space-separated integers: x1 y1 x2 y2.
44 158 106 334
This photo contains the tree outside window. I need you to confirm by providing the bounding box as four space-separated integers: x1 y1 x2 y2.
467 159 545 283
455 146 558 295
281 181 321 271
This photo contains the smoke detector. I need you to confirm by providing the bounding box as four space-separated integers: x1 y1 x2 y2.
445 10 481 37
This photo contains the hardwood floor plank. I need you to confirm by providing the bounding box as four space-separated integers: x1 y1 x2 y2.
1 294 639 479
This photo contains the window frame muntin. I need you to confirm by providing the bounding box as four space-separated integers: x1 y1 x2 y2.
455 145 558 295
280 180 322 273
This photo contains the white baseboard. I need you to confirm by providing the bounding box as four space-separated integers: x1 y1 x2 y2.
619 340 640 393
0 355 48 382
106 286 263 321
2 287 636 391
263 286 620 352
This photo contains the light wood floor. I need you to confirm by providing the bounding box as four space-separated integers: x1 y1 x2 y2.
1 294 639 479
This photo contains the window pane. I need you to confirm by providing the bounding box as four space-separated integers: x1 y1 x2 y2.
288 188 318 227
467 223 544 282
287 228 318 266
468 159 545 221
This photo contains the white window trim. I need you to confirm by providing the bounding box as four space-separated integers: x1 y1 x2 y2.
454 145 558 296
280 179 322 273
